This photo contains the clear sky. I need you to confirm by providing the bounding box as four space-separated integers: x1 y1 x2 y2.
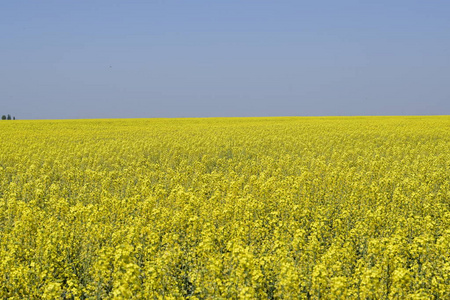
1 1 449 119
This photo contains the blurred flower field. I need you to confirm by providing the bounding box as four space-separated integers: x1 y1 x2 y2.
0 116 449 299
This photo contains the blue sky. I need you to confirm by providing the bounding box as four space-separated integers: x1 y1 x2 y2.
1 1 449 119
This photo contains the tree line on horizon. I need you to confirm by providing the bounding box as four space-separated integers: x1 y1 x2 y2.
2 114 15 120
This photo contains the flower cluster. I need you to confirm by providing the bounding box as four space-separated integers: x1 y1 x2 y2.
0 116 448 298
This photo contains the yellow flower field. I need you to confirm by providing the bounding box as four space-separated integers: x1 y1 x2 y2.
0 116 449 299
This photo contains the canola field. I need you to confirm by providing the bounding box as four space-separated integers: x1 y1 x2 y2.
0 116 449 299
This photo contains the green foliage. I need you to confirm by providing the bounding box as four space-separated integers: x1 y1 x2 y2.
1 114 15 120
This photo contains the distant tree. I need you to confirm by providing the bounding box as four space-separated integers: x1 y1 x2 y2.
13 116 15 120
7 114 11 120
1 115 5 120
